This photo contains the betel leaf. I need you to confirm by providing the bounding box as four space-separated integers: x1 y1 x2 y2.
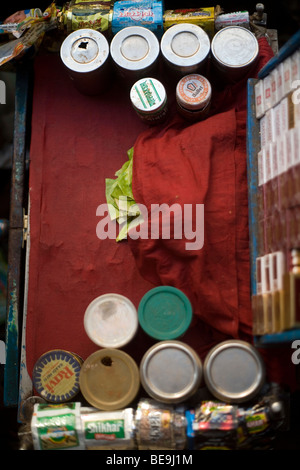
105 147 142 241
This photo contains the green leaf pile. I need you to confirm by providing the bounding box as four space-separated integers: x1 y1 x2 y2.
105 147 142 241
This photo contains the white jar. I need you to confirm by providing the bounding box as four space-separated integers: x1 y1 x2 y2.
130 77 168 125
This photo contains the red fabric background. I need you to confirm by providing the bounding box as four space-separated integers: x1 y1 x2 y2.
25 38 297 391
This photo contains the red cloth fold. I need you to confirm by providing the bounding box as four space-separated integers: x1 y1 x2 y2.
25 38 297 392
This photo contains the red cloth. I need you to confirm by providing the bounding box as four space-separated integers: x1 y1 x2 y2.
25 38 297 392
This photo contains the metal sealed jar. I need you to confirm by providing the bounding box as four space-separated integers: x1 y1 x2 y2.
32 349 82 403
211 26 259 81
135 398 187 450
60 28 111 95
84 293 138 348
140 341 202 404
110 26 160 83
160 23 210 76
176 74 212 121
138 286 193 340
130 77 168 125
203 340 266 404
79 349 140 411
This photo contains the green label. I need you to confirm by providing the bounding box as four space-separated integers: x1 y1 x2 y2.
245 412 269 434
37 412 79 450
84 419 125 440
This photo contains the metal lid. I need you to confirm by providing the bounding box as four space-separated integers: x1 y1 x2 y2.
176 74 212 110
140 341 202 404
130 78 166 114
110 26 160 71
84 293 138 348
203 340 266 404
211 26 259 69
138 286 192 340
32 350 82 403
60 28 110 73
79 349 140 410
160 23 210 68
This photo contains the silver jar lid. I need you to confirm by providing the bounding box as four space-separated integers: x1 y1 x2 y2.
60 28 110 74
160 23 210 70
211 26 258 69
110 26 160 72
203 340 265 404
140 341 202 404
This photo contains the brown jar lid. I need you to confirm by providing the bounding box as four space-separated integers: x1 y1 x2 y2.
79 349 140 410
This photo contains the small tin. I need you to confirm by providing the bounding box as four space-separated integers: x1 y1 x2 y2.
138 286 193 340
84 293 138 348
110 26 160 83
79 349 140 411
203 340 266 404
176 74 212 121
211 26 259 81
60 28 111 95
140 341 202 404
130 77 168 125
135 398 187 450
160 23 210 76
32 349 82 403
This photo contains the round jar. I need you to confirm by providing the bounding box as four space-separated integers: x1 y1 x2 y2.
140 341 202 404
176 74 212 121
84 293 138 348
32 349 82 403
130 77 168 125
60 28 111 95
138 286 193 340
160 23 210 76
79 349 140 411
203 340 266 404
110 26 160 83
211 26 259 81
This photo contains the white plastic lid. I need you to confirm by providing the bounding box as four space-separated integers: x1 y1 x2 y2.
176 74 211 110
84 294 138 348
110 26 160 71
161 23 210 68
60 29 110 73
130 78 166 113
211 26 259 68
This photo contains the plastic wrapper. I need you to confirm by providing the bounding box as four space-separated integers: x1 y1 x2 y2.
31 402 85 450
112 0 164 37
192 401 239 450
135 399 187 450
80 408 136 449
0 3 57 67
214 11 250 30
59 0 112 33
163 7 217 38
0 8 47 38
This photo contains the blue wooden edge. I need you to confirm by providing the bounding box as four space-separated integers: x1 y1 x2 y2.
4 63 30 407
246 78 260 297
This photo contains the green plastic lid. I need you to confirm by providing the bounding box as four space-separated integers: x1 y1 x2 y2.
138 286 193 340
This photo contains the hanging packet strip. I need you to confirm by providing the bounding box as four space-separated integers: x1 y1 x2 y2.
0 7 53 38
31 402 85 450
59 0 113 33
0 3 57 67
